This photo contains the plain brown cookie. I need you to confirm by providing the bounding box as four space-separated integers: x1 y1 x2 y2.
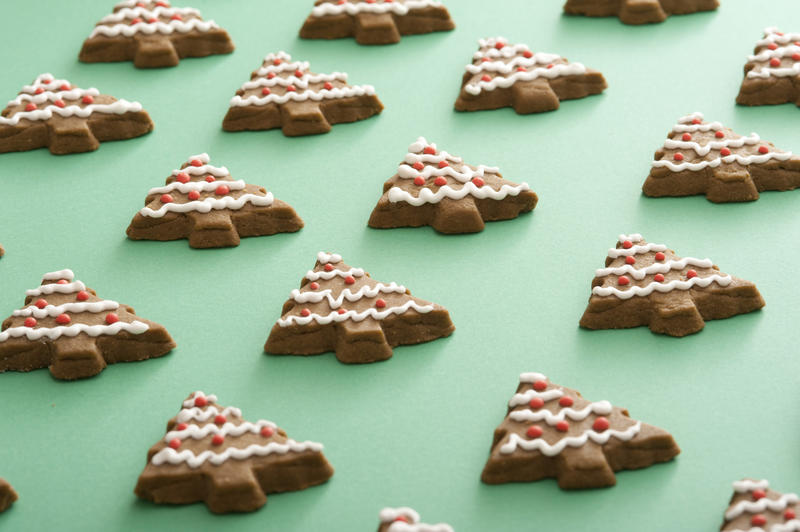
0 269 175 380
0 73 152 155
455 37 606 114
0 478 17 513
223 51 383 137
299 0 454 45
127 153 303 248
563 0 718 24
79 0 234 68
481 372 680 489
0 244 4 258
579 234 764 337
135 391 334 514
643 112 800 202
265 252 454 364
368 137 537 234
737 28 800 107
378 508 454 531
721 480 800 531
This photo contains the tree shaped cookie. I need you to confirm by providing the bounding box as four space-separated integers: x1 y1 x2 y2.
79 0 234 68
454 37 607 114
265 252 454 364
738 28 800 107
643 113 800 202
0 269 175 380
580 234 765 337
721 479 800 531
135 391 334 513
378 508 454 532
300 0 455 45
223 51 383 137
127 153 303 248
0 73 153 155
481 372 680 489
0 478 17 513
563 0 718 25
368 137 538 234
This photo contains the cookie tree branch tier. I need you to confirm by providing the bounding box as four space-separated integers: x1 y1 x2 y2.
738 28 800 107
563 0 718 25
721 480 800 531
454 38 607 114
223 52 384 137
126 153 303 248
135 392 334 513
265 252 454 364
0 73 153 155
299 0 454 45
79 0 234 68
643 113 800 202
481 373 680 489
0 269 175 380
0 478 17 513
368 137 538 234
580 234 764 337
378 508 454 532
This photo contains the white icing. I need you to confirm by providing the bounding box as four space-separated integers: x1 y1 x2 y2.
592 274 733 299
240 72 348 91
0 321 149 342
166 420 277 441
388 182 531 206
255 61 311 78
726 525 800 532
305 267 365 282
229 84 376 107
290 283 408 307
500 421 642 456
138 192 274 218
467 53 562 75
148 179 246 195
754 27 800 48
595 257 714 280
26 281 86 297
749 44 800 62
519 372 547 383
19 74 73 94
734 479 770 493
41 269 75 281
98 6 200 24
317 252 342 264
509 401 613 424
151 439 324 468
664 133 761 156
89 18 219 38
311 0 443 17
747 28 800 79
726 493 800 520
13 300 120 319
10 88 100 106
607 242 668 259
388 522 454 532
0 96 143 126
277 300 434 327
618 234 643 243
509 388 565 408
182 392 217 408
177 406 243 424
381 507 421 524
171 154 229 178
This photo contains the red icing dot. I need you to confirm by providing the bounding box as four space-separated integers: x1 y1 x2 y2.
324 264 334 272
57 280 69 285
438 160 449 169
692 117 702 125
529 397 544 409
300 309 311 317
517 67 527 72
176 423 188 431
785 509 797 520
423 146 436 155
654 273 665 282
267 72 276 79
35 299 48 309
160 194 174 204
622 240 633 249
532 380 547 391
55 314 71 325
273 58 282 66
593 417 610 432
42 78 51 84
35 88 44 94
625 256 636 265
617 276 630 286
24 317 37 328
171 14 182 20
25 103 37 112
131 18 142 24
682 133 692 141
212 434 225 446
105 313 119 325
394 516 410 523
715 130 724 138
54 100 65 108
310 282 319 290
345 275 356 285
556 421 569 432
215 185 230 195
793 53 800 61
559 396 574 407
324 82 333 90
188 190 200 200
214 415 226 425
168 438 181 449
751 515 767 527
770 58 782 67
205 176 215 183
194 396 208 407
261 87 271 96
758 145 769 154
523 50 533 58
546 64 554 69
768 43 778 50
337 309 346 315
190 159 203 167
481 74 492 82
260 426 274 438
176 172 190 183
287 85 297 92
720 147 731 156
686 269 698 279
494 41 505 50
655 252 666 261
526 426 543 438
412 162 424 171
434 176 447 186
291 70 303 78
414 176 426 186
147 17 158 23
472 177 485 187
59 84 70 91
673 153 684 161
752 490 767 500
375 299 387 309
76 291 90 301
481 57 490 63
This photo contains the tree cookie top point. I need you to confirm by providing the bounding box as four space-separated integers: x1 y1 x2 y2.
379 507 454 532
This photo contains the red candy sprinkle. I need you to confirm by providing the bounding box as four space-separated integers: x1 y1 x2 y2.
785 509 797 520
54 100 65 108
423 146 436 155
35 88 44 94
80 94 94 105
310 282 320 290
758 145 769 154
260 426 274 438
481 75 492 82
171 14 182 20
190 159 203 167
324 82 333 90
673 153 684 161
412 162 424 171
793 53 800 61
56 314 71 325
472 177 485 187
324 264 333 272
434 176 447 186
215 185 230 195
59 84 70 91
481 57 490 62
43 78 51 84
546 64 554 69
751 515 767 527
523 50 533 58
686 270 698 279
438 160 449 169
337 309 346 315
692 117 702 124
294 69 304 77
105 313 119 325
194 396 207 407
147 17 158 23
529 397 544 409
533 380 547 391
212 434 224 446
375 299 387 309
655 252 666 261
715 130 724 138
267 72 276 79
176 423 188 431
168 439 181 449
57 280 69 285
720 147 731 156
187 191 200 200
559 397 574 407
682 133 692 141
176 172 190 183
214 415 226 425
495 41 505 50
414 176 426 186
752 490 767 500
622 240 633 249
593 417 610 432
526 426 543 438
770 58 782 67
625 256 636 265
394 517 410 524
160 194 174 204
768 43 778 50
556 421 569 432
618 276 630 286
654 274 665 282
287 85 297 92
76 291 90 301
261 87 271 96
25 103 37 112
345 275 356 285
131 18 142 24
517 67 527 72
35 299 48 309
273 58 282 66
24 317 37 328
300 309 311 317
205 176 215 183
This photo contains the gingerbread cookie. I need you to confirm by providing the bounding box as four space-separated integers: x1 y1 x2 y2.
644 112 800 202
223 51 383 137
300 0 455 45
0 478 17 513
79 0 234 68
721 479 800 531
0 244 4 258
265 252 454 364
580 234 765 337
127 153 303 248
482 372 680 489
738 28 800 107
368 137 538 233
0 73 153 155
135 391 334 513
454 37 607 114
563 0 718 25
378 508 453 532
0 269 175 380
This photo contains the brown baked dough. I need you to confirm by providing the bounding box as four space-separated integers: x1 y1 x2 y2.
0 478 17 513
738 28 800 107
720 480 800 531
563 0 718 24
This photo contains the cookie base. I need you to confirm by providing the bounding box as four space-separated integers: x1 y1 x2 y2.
0 478 17 513
563 0 719 24
737 74 800 107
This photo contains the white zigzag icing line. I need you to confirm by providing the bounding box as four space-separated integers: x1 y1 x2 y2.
182 392 218 409
229 85 376 107
317 252 342 265
592 275 732 299
388 522 455 532
10 87 100 106
26 281 86 297
151 439 324 468
148 179 246 195
177 406 244 423
0 321 149 342
290 283 407 307
381 507 420 524
277 300 434 327
41 269 75 281
466 53 562 75
311 0 443 17
726 494 800 520
165 420 277 441
734 479 770 493
595 258 714 280
240 72 348 91
509 401 614 424
13 300 120 318
99 6 200 23
0 99 143 126
607 242 668 259
138 193 275 218
305 267 365 282
500 421 642 456
388 182 530 206
509 388 565 407
89 18 219 38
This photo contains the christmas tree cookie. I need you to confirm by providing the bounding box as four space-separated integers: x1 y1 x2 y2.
0 478 17 513
580 234 765 337
563 0 718 25
265 252 454 364
454 37 607 114
223 51 383 137
135 391 334 513
481 372 680 489
0 269 175 380
126 153 303 248
378 508 454 532
300 0 455 45
738 28 800 107
644 113 800 202
368 137 538 233
79 0 234 68
721 479 800 531
0 73 153 155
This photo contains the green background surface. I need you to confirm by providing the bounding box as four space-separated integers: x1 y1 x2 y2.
0 0 798 530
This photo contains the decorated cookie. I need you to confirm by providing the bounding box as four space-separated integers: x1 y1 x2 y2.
135 391 334 513
563 0 718 25
368 137 538 233
643 113 800 202
223 51 384 137
0 73 152 155
481 372 680 489
265 252 454 364
0 478 17 513
126 153 303 248
300 0 454 45
580 234 765 337
79 0 234 68
721 480 800 531
378 508 454 532
454 37 607 114
0 269 175 380
738 28 800 107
